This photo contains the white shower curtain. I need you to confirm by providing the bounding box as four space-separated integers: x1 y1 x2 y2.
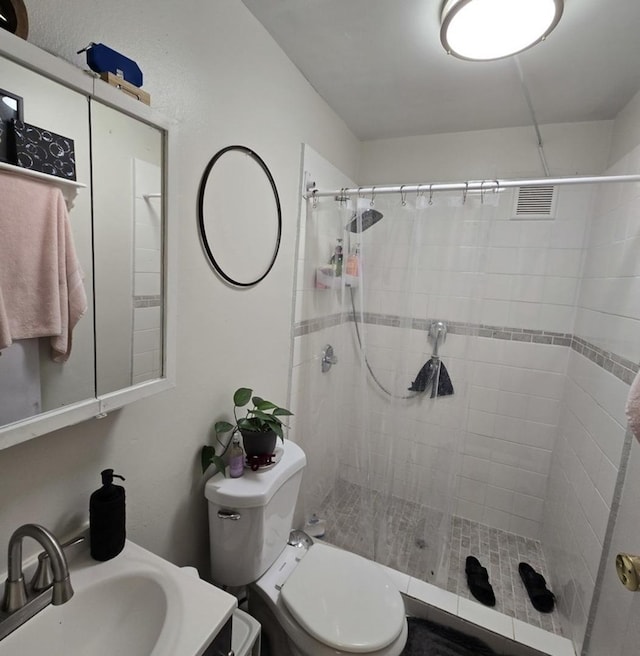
292 187 498 587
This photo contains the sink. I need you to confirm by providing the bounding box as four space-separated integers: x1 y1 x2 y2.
1 538 236 656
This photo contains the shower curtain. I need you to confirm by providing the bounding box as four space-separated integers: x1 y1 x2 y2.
291 187 499 587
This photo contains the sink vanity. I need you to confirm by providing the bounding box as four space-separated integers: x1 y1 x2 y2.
0 532 258 656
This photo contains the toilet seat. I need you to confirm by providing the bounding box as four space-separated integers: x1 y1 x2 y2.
280 543 405 653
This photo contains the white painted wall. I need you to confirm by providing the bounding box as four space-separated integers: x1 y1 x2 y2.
0 0 359 576
358 121 613 184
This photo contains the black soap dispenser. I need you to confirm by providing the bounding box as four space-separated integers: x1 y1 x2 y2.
90 469 126 561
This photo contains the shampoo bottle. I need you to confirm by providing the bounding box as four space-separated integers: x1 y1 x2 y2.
329 238 343 277
89 469 126 561
346 245 360 277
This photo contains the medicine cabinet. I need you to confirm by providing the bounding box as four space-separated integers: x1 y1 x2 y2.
0 30 177 450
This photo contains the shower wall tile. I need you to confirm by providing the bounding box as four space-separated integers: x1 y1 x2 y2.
542 349 629 651
575 142 640 364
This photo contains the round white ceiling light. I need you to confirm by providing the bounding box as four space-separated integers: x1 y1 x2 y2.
440 0 564 61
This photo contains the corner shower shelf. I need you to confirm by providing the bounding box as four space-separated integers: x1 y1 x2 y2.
315 267 359 289
0 161 86 210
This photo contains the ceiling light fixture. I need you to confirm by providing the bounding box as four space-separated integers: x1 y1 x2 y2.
440 0 564 61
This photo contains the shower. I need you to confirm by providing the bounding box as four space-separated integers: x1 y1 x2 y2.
294 167 640 650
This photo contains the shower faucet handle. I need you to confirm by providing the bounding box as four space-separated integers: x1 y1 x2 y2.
321 344 338 373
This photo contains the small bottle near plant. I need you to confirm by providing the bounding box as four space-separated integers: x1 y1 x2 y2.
229 437 245 478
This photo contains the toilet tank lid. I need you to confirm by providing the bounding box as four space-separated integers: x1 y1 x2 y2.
204 439 306 508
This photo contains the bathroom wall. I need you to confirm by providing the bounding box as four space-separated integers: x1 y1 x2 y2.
358 121 613 184
0 0 360 577
543 87 640 654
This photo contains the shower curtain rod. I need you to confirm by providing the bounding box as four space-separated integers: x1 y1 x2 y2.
306 173 640 199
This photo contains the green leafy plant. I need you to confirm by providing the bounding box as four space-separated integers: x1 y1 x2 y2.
201 387 293 475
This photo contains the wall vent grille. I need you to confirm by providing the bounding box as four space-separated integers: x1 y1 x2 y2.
512 185 557 219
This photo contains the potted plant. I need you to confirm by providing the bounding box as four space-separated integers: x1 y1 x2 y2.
201 387 293 475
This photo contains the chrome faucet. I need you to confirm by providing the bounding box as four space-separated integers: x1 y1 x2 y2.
0 524 75 641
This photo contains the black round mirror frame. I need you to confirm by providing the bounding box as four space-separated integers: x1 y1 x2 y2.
197 145 282 288
0 0 28 39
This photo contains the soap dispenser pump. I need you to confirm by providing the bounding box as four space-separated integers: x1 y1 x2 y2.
89 469 126 561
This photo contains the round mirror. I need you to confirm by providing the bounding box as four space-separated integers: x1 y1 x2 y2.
0 0 28 39
197 145 282 287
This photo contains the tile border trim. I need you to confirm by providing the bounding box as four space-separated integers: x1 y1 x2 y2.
134 294 162 308
293 312 639 384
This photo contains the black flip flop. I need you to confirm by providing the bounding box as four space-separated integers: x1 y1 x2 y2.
465 556 496 607
518 562 555 612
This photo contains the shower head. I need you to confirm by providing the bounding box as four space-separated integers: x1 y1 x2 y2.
346 209 384 233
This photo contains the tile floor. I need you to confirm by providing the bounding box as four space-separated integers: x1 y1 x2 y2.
317 480 563 636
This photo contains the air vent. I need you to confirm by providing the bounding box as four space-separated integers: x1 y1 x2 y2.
512 185 557 220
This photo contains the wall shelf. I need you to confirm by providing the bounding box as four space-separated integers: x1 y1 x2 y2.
0 161 86 209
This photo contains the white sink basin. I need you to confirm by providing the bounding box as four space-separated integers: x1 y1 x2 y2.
1 539 236 656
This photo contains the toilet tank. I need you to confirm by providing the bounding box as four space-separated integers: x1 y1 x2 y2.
204 440 306 587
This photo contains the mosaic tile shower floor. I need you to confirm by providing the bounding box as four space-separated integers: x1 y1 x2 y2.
317 481 563 636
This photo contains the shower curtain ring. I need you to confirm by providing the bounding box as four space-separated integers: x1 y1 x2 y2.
480 180 486 205
370 186 376 207
462 182 468 204
312 189 318 209
428 184 434 205
494 180 500 195
417 184 424 198
400 185 407 206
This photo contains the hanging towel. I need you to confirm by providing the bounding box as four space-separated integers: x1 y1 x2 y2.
626 369 640 441
0 173 87 362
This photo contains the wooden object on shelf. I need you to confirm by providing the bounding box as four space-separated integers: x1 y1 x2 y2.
98 72 150 106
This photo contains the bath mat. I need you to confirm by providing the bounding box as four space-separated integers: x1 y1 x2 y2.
401 617 503 655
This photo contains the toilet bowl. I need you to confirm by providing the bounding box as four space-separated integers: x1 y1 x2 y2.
252 541 407 655
204 440 408 656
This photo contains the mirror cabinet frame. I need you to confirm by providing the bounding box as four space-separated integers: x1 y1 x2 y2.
0 30 177 450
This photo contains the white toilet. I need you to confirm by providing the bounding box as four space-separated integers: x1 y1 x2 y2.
205 440 408 656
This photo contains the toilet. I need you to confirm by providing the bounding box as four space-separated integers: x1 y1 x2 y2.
205 440 408 656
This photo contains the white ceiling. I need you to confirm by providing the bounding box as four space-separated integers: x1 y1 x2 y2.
241 0 640 140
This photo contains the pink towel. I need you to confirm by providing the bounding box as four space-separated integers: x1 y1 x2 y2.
0 173 87 362
627 369 640 442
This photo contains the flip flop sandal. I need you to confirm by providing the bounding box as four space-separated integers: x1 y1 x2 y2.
465 556 496 607
518 562 555 612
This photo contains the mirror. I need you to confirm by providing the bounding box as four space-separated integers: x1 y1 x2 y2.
198 145 281 287
91 101 164 395
0 52 95 426
0 40 171 440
